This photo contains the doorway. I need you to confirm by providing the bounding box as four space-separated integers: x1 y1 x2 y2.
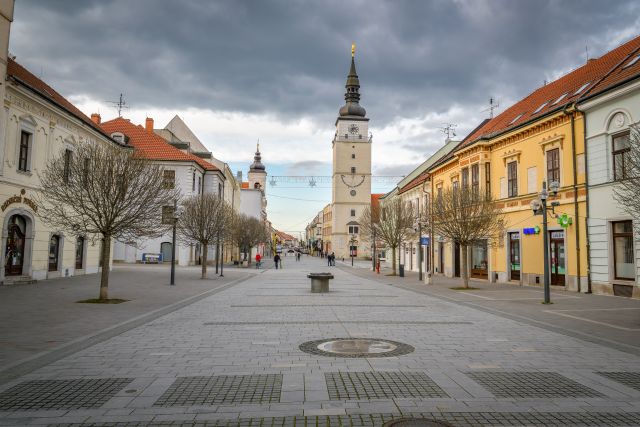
4 214 26 276
549 230 566 286
438 242 444 274
161 242 172 262
509 232 521 281
454 242 461 277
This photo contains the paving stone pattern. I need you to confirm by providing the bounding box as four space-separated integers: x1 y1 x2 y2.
0 378 132 410
597 371 640 391
202 321 472 325
153 375 282 406
46 411 640 426
300 338 415 358
466 371 604 398
325 371 449 400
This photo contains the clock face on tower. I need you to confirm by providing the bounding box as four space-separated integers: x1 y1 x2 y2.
348 124 359 135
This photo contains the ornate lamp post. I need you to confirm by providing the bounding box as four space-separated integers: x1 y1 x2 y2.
349 234 357 266
170 201 182 286
530 180 560 304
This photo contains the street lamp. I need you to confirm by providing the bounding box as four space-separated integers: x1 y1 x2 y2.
170 201 182 286
349 234 357 266
422 181 434 285
530 180 560 304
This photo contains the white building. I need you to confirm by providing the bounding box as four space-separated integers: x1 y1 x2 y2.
581 61 640 298
331 46 372 259
100 116 226 266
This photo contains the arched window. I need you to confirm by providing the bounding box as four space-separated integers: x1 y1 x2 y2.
5 215 27 276
254 182 261 189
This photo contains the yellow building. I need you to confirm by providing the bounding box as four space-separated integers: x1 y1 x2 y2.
424 39 640 291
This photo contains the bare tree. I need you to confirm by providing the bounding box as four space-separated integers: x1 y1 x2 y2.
613 128 640 229
432 186 505 288
358 201 381 269
361 198 415 275
36 143 179 300
229 213 269 265
177 194 230 279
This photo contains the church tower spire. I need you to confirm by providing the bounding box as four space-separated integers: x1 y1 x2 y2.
339 43 366 118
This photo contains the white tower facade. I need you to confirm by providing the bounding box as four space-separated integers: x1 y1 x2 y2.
331 46 372 259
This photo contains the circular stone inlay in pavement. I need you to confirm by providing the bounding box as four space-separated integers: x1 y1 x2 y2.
299 338 414 358
383 419 454 427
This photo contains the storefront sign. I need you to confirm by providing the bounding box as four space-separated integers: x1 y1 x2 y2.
550 231 564 239
523 226 540 235
1 189 38 212
420 236 430 245
557 213 572 228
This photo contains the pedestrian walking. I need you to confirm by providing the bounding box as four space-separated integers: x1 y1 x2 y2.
255 253 261 269
331 252 336 266
274 254 280 269
327 253 331 266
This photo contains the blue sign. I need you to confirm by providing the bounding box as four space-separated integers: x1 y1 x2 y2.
420 236 430 245
523 226 540 235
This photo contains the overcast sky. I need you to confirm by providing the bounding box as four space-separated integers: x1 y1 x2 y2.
9 0 640 234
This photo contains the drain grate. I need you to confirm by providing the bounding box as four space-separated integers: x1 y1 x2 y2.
300 338 414 358
0 378 133 410
596 371 640 391
153 374 282 406
383 419 453 427
326 371 448 400
467 371 603 398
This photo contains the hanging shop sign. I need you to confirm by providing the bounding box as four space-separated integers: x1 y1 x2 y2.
557 213 572 228
523 226 540 235
420 236 430 245
1 189 38 212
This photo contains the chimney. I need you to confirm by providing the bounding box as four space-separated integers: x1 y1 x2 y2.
145 117 154 133
91 113 101 125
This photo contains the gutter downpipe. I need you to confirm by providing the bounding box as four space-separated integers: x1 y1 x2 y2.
563 103 583 293
575 103 592 293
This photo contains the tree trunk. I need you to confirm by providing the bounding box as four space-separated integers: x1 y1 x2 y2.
461 244 469 289
201 243 208 279
99 236 111 300
391 245 397 275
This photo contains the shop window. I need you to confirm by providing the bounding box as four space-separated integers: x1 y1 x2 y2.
546 148 560 185
507 161 518 197
612 132 630 180
471 240 488 279
49 235 60 272
612 220 635 280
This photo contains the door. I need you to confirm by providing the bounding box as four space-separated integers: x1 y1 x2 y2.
438 242 444 273
549 231 566 286
48 235 60 272
161 242 172 263
509 232 520 281
454 242 461 277
4 215 26 276
75 237 84 269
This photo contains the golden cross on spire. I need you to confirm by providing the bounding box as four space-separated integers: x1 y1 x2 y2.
351 43 355 58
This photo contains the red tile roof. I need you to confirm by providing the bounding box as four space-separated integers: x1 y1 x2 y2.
6 58 119 144
399 171 429 194
462 35 640 148
100 117 219 171
241 182 249 189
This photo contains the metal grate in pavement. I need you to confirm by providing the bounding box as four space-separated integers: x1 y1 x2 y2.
44 411 640 426
0 378 133 410
596 371 640 391
466 371 603 398
153 374 282 406
203 321 471 325
232 304 425 307
325 371 448 400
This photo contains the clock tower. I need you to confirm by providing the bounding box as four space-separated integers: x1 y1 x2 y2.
331 45 371 259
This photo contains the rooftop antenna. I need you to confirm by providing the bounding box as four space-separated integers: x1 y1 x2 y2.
482 97 500 119
106 93 129 117
585 43 589 63
439 123 457 140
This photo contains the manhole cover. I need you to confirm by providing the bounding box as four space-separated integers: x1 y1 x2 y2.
383 419 453 427
299 338 414 358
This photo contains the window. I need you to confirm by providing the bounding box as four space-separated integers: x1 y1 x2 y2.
573 82 590 95
612 132 630 180
461 167 469 188
552 92 568 105
452 180 459 193
192 172 196 191
162 205 175 224
485 163 491 197
48 235 60 272
507 161 518 197
348 225 359 234
612 221 634 280
471 164 479 194
437 186 442 202
351 166 356 174
75 237 84 269
18 131 31 171
197 176 201 193
163 170 175 189
624 54 640 69
509 113 523 125
351 153 356 159
546 148 560 185
218 183 223 198
533 101 549 114
63 149 73 183
350 209 356 217
83 157 90 182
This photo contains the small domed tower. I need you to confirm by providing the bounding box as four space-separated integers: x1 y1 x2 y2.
248 143 267 191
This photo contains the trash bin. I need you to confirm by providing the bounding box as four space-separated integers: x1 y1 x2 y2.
399 264 405 277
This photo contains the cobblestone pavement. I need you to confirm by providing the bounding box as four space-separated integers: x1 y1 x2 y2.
1 256 640 426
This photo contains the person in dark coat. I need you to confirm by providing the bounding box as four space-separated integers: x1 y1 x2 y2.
274 254 281 269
